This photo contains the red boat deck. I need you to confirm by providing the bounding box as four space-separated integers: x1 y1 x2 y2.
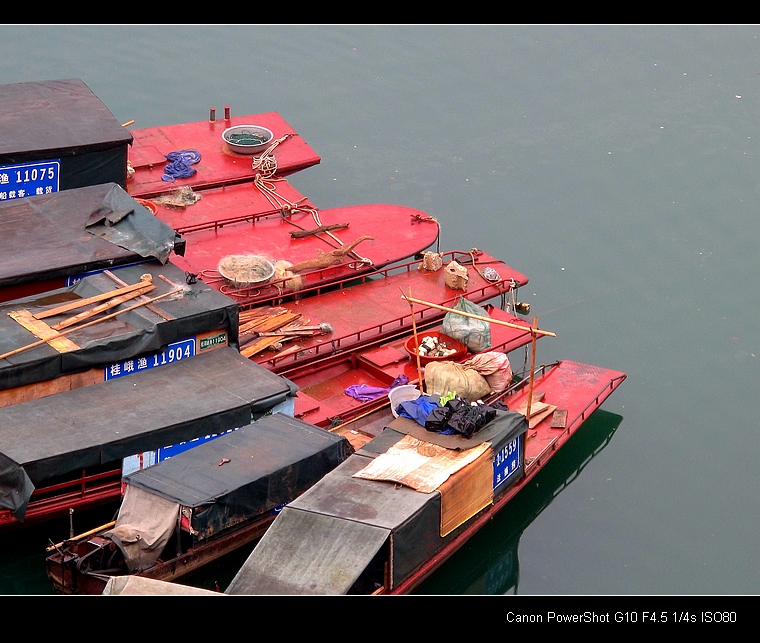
291 305 540 429
506 360 627 471
244 249 529 373
126 112 321 198
154 182 441 308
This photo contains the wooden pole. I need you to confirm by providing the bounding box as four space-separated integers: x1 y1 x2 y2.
525 317 538 421
401 295 556 337
32 274 154 319
51 284 156 330
46 521 116 552
404 288 425 393
0 287 183 361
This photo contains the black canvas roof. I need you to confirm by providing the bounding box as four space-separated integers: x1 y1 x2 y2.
0 183 177 291
0 79 132 189
0 261 239 391
0 79 131 157
0 347 295 520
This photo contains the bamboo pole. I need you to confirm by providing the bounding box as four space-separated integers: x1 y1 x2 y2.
32 274 154 319
46 521 116 552
400 295 556 337
0 287 183 361
525 317 538 421
405 288 425 393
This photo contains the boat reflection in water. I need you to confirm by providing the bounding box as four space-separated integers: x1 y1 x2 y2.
410 409 623 595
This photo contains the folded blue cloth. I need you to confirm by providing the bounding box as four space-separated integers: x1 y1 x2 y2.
397 395 441 426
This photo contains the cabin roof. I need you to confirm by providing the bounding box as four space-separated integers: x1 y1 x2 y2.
0 347 295 521
0 79 132 157
0 261 238 391
126 412 350 507
0 183 176 290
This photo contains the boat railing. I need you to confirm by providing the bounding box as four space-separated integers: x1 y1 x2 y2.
0 467 122 530
496 363 627 426
234 249 515 312
252 253 514 370
173 206 290 235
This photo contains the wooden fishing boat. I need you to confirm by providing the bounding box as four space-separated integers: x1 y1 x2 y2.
0 182 182 303
224 359 626 595
44 412 352 595
100 409 624 596
238 248 529 373
0 261 238 405
126 109 320 199
0 347 295 532
144 179 441 309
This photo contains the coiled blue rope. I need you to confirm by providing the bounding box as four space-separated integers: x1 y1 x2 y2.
162 149 201 182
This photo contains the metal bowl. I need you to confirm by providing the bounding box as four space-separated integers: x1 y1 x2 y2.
217 255 275 287
222 125 274 154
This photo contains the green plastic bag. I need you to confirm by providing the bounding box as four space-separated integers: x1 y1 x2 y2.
441 296 492 353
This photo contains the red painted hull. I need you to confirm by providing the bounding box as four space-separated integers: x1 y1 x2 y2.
127 112 321 198
386 360 627 594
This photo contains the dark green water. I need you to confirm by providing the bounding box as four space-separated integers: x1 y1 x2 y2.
0 24 757 600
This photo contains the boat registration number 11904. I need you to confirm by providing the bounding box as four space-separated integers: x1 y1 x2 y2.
0 160 60 200
104 338 196 381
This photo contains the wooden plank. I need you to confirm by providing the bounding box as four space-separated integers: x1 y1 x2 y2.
528 404 557 429
240 311 303 335
0 287 183 361
550 409 568 428
8 310 80 353
515 399 551 418
32 275 154 319
51 284 156 330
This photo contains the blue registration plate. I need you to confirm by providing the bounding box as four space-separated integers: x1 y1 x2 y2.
493 434 522 491
104 338 196 381
0 160 60 200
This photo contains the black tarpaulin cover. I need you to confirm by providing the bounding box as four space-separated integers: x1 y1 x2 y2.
0 451 35 521
0 347 295 521
0 79 132 190
0 183 177 291
0 261 239 391
84 183 175 264
107 412 352 572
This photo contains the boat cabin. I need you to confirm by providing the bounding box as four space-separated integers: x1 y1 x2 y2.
0 261 238 402
0 79 132 194
46 412 353 594
225 410 528 595
0 182 182 302
0 346 296 529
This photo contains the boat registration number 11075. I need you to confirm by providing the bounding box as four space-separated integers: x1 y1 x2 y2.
104 338 196 381
0 160 60 200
